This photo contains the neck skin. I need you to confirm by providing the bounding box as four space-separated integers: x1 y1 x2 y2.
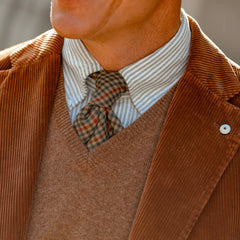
82 2 181 71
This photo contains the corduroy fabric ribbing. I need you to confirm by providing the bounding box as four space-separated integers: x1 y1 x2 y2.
1 17 240 240
188 145 240 239
128 71 240 239
0 30 63 240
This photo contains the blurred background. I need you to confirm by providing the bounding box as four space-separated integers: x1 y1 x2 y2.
0 0 239 64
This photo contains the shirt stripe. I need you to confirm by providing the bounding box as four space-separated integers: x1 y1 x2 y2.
62 9 191 128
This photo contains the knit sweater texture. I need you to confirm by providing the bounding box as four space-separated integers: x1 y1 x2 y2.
26 70 177 239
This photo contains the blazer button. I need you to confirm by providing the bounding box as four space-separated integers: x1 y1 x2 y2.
220 124 231 135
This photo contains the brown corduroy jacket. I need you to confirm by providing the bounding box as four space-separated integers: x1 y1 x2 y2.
0 16 240 240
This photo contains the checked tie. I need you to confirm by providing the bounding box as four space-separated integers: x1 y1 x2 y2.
73 70 129 151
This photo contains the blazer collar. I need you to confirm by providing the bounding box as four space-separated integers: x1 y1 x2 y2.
129 17 240 239
185 16 240 100
7 29 64 68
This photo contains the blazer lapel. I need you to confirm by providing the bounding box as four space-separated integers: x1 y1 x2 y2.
129 71 240 239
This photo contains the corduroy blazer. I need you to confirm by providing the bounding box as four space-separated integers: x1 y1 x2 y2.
0 16 240 240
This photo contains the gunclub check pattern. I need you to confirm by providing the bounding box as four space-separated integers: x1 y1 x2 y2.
73 71 129 151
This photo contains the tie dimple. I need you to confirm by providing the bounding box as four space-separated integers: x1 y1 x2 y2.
73 70 128 151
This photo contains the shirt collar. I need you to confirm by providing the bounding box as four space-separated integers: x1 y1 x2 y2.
62 38 102 110
62 9 191 113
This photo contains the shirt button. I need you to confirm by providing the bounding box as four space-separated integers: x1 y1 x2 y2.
67 97 74 106
220 124 231 135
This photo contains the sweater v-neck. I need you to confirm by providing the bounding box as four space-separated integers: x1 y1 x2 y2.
55 70 178 171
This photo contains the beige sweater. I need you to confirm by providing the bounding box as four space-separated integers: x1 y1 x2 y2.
27 72 177 239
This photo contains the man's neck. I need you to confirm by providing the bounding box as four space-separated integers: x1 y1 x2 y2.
82 3 181 71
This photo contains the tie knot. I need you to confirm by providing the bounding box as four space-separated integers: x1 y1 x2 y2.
89 70 128 108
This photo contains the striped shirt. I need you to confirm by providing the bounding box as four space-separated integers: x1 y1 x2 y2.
62 9 191 128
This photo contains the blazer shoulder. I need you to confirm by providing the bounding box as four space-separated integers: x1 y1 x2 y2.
0 29 64 70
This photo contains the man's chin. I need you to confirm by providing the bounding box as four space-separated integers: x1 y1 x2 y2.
51 16 95 39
